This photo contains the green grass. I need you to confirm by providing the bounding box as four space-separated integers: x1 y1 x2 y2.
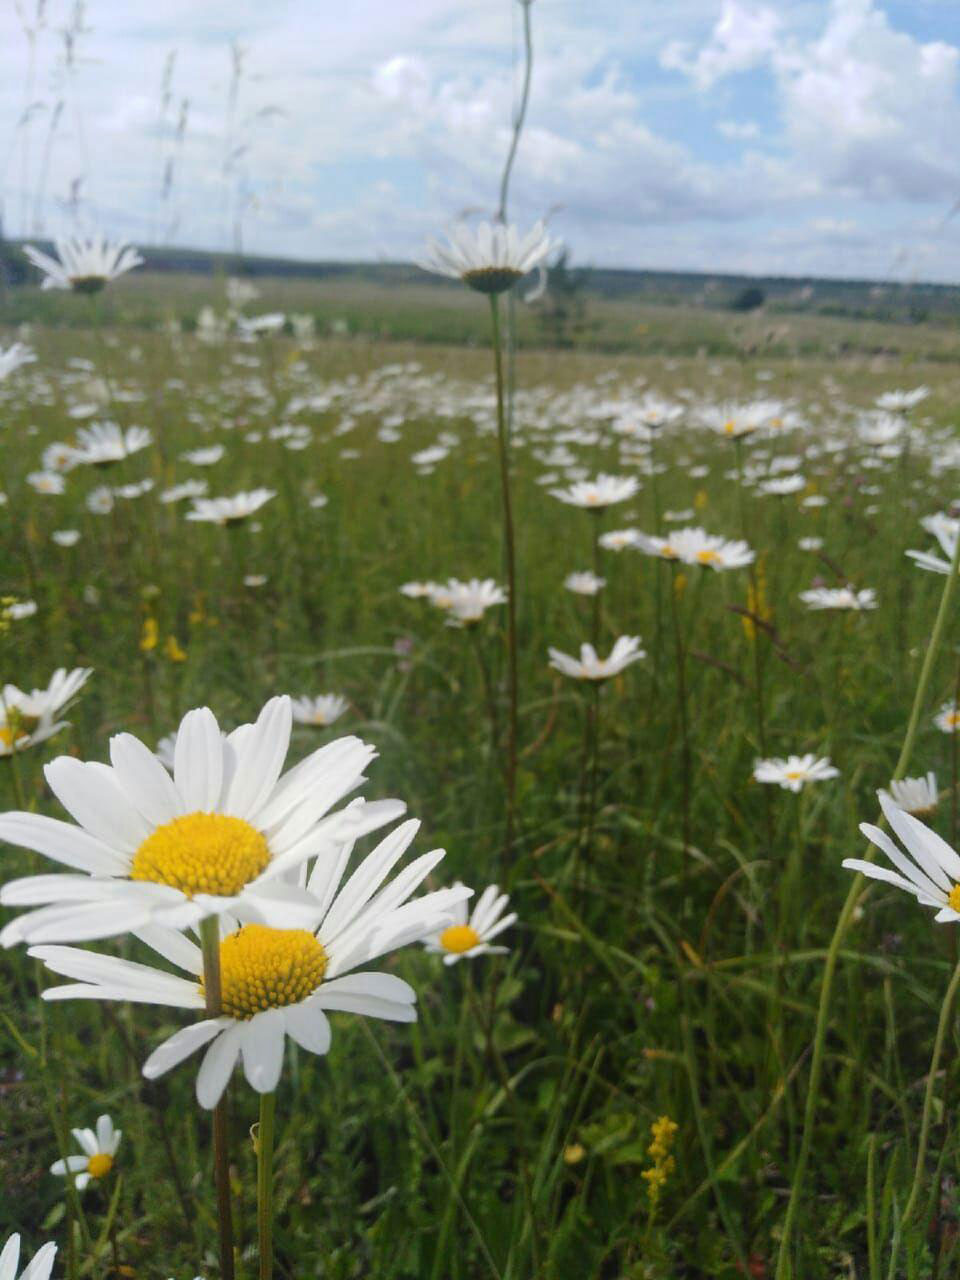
1 291 960 1278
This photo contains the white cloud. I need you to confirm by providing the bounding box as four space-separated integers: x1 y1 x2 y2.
661 1 781 90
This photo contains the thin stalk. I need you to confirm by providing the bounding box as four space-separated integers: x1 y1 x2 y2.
257 1090 276 1280
496 0 534 224
899 957 960 1230
591 513 603 646
200 916 236 1280
668 564 692 854
489 294 518 874
776 521 960 1278
575 682 602 904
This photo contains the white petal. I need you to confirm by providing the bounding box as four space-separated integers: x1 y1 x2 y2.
143 1019 229 1079
44 758 149 853
225 697 292 820
109 733 183 826
240 1010 286 1092
196 1023 243 1108
283 1002 331 1055
174 707 224 813
21 1243 57 1280
0 812 127 875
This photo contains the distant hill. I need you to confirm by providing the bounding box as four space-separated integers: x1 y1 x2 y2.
4 236 960 327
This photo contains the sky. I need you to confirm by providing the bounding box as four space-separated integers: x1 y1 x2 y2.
3 0 960 282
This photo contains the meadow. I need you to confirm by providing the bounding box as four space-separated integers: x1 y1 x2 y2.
4 269 960 1280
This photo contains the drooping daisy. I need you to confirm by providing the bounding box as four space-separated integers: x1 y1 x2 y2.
799 585 877 611
438 578 507 626
564 571 605 596
424 883 516 965
24 234 143 293
549 474 640 510
0 1234 56 1280
844 791 960 921
180 446 225 467
421 220 557 295
0 696 389 946
160 480 209 505
881 772 938 817
291 695 349 728
548 636 645 681
72 422 152 468
752 754 839 792
185 490 276 526
50 1114 121 1190
875 387 928 413
0 343 36 381
31 820 471 1106
0 668 92 757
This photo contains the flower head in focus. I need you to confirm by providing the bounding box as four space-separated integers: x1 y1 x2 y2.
548 637 645 681
753 754 839 792
845 791 960 922
421 221 557 295
24 234 143 293
50 1114 121 1189
424 883 515 964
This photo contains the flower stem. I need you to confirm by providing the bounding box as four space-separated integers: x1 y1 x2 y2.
200 916 236 1280
489 293 518 875
257 1090 276 1280
776 520 960 1278
899 958 960 1232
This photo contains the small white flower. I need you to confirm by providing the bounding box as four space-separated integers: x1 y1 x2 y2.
161 480 209 505
27 472 65 496
550 473 640 510
758 475 805 497
72 422 152 468
437 578 508 626
0 343 36 381
882 772 938 817
875 387 928 413
0 667 92 756
50 1114 121 1190
564 571 605 596
935 703 960 734
798 537 823 551
599 528 641 552
424 884 516 964
291 695 350 728
799 585 877 611
548 636 645 681
52 530 81 547
753 754 839 792
186 490 276 525
181 446 225 467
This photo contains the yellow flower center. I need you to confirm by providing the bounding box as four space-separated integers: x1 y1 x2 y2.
87 1153 113 1179
129 812 270 898
723 419 737 434
0 710 38 751
949 885 960 912
439 923 481 955
696 549 720 565
785 770 805 781
212 924 328 1019
659 545 677 559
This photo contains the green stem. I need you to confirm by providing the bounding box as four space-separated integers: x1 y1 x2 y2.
900 957 960 1228
200 916 236 1280
776 521 960 1278
489 294 518 876
257 1091 276 1280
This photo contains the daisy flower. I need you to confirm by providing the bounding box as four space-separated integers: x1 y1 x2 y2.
564 571 605 595
160 480 208 505
85 487 114 515
180 446 225 467
30 820 471 1106
935 703 960 734
0 696 391 947
52 530 81 547
906 517 958 576
4 601 37 622
72 423 152 468
0 343 36 381
26 472 65 496
424 883 515 964
698 400 786 440
753 754 839 792
421 220 557 295
24 234 143 293
758 475 805 497
0 668 92 757
438 578 507 626
0 1235 56 1280
50 1114 121 1189
799 585 877 611
845 791 960 921
548 636 645 681
549 474 640 510
185 490 276 526
637 528 754 571
875 387 928 413
881 772 938 817
399 581 439 600
599 528 641 552
291 695 349 728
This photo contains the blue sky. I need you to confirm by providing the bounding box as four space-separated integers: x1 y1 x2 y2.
3 0 960 281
